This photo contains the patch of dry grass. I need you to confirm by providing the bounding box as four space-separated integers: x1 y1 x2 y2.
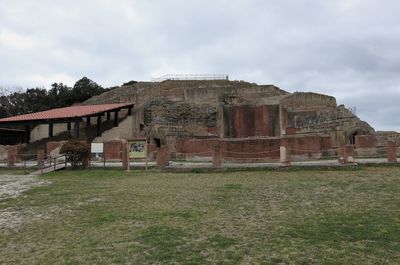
0 166 399 264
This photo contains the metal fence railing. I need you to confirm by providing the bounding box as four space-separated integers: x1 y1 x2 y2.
152 74 229 82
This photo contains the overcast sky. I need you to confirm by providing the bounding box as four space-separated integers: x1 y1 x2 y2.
0 0 399 131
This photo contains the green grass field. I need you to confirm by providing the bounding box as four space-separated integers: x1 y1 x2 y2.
1 166 399 264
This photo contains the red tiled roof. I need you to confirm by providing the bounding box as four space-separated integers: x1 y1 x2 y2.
0 103 133 123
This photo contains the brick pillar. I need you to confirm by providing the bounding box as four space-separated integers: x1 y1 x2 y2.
37 149 45 170
337 146 345 164
122 142 128 170
212 144 222 167
157 145 171 169
387 141 397 163
7 148 17 167
338 145 355 164
345 144 355 163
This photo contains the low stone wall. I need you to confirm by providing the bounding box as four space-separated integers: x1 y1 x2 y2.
220 138 281 162
175 138 218 158
175 135 332 163
282 135 331 161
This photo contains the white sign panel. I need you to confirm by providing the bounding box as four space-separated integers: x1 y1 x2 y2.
91 143 104 153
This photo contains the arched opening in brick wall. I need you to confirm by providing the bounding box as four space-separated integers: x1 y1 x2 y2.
349 130 359 145
153 137 161 148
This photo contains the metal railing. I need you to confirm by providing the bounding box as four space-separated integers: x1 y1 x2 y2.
152 74 229 82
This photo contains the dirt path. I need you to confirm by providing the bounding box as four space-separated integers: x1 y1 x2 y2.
0 175 50 232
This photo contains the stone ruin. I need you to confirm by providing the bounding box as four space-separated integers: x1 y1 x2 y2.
1 79 398 164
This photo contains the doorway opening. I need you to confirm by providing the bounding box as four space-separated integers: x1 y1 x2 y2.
154 137 161 148
349 130 358 145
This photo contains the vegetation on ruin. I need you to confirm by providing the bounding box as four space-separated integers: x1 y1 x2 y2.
0 166 399 264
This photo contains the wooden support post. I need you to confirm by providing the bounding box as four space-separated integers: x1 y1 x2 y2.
96 115 102 136
74 120 80 138
86 117 91 126
67 122 71 131
24 124 30 144
106 112 111 121
128 107 132 116
114 111 119 127
48 123 54 138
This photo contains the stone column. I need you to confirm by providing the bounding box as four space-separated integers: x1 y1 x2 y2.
280 146 291 165
212 144 222 167
387 141 397 163
280 138 291 165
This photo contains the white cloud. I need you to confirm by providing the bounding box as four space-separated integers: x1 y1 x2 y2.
0 29 38 50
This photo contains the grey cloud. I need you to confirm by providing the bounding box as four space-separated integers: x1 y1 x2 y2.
0 0 399 131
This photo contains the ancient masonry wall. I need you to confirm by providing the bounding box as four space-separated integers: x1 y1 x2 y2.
223 105 280 138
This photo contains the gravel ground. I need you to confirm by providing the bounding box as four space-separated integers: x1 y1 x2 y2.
0 174 49 200
0 174 50 232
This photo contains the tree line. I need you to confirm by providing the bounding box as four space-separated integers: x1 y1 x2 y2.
0 77 114 118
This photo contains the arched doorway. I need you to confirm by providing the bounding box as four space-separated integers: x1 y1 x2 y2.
349 130 359 145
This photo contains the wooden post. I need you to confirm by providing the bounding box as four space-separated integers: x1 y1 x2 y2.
114 111 119 127
24 124 30 144
48 123 54 138
74 120 80 138
96 115 102 136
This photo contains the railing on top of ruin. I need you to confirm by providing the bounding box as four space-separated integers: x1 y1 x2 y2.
151 74 229 82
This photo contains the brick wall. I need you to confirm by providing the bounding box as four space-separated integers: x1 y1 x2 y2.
283 135 328 161
223 105 279 138
175 138 218 157
220 138 281 162
175 135 331 163
104 140 124 160
355 135 377 156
